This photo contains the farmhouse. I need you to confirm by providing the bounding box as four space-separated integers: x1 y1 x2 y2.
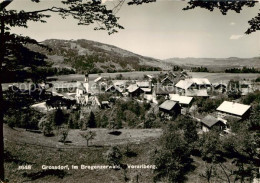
112 80 127 87
153 85 175 98
161 76 175 86
136 81 150 88
127 84 142 97
216 101 251 119
105 85 123 95
185 89 209 97
175 79 194 91
213 83 227 93
159 100 181 119
175 78 211 92
169 94 193 107
140 87 152 94
200 115 226 132
240 81 254 96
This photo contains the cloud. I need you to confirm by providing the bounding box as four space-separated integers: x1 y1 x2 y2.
230 35 243 40
230 22 236 26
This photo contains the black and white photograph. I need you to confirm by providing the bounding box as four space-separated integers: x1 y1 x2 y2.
0 0 259 182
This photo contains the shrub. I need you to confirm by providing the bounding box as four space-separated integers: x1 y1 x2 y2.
105 146 122 166
59 126 69 144
43 122 54 137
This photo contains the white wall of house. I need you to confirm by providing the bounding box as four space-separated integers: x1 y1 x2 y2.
202 125 209 132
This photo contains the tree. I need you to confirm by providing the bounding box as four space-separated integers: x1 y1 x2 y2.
105 146 123 167
87 111 96 128
81 130 96 147
0 0 123 180
153 125 192 183
175 115 198 146
198 132 223 163
222 126 259 182
53 108 66 126
59 126 69 144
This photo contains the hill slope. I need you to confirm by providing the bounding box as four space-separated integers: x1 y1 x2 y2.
164 57 260 71
28 39 165 73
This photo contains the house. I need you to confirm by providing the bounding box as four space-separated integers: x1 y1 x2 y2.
169 94 193 107
153 85 175 98
112 80 127 88
140 87 152 94
127 84 142 97
94 76 108 86
167 71 177 78
200 115 226 132
161 76 175 86
239 81 254 96
159 100 181 119
213 83 227 93
185 89 209 97
175 78 211 92
180 71 189 79
191 78 211 88
101 101 110 109
105 85 123 95
216 101 251 119
175 79 194 92
136 81 150 88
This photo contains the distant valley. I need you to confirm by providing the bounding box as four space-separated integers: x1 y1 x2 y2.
163 57 260 71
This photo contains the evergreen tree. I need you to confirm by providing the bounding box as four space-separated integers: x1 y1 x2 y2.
87 111 96 128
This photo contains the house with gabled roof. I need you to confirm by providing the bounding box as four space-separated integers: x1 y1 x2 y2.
200 115 226 132
136 81 150 88
159 100 181 119
169 94 193 107
127 84 142 97
161 76 175 86
105 85 123 96
216 101 251 119
175 78 211 92
213 83 227 93
185 89 209 97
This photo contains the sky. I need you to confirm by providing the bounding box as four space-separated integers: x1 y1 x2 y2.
7 0 260 59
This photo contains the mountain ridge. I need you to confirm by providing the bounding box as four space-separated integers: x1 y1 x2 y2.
28 38 260 73
28 39 166 73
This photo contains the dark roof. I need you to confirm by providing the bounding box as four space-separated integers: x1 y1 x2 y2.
159 100 179 111
201 115 223 128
